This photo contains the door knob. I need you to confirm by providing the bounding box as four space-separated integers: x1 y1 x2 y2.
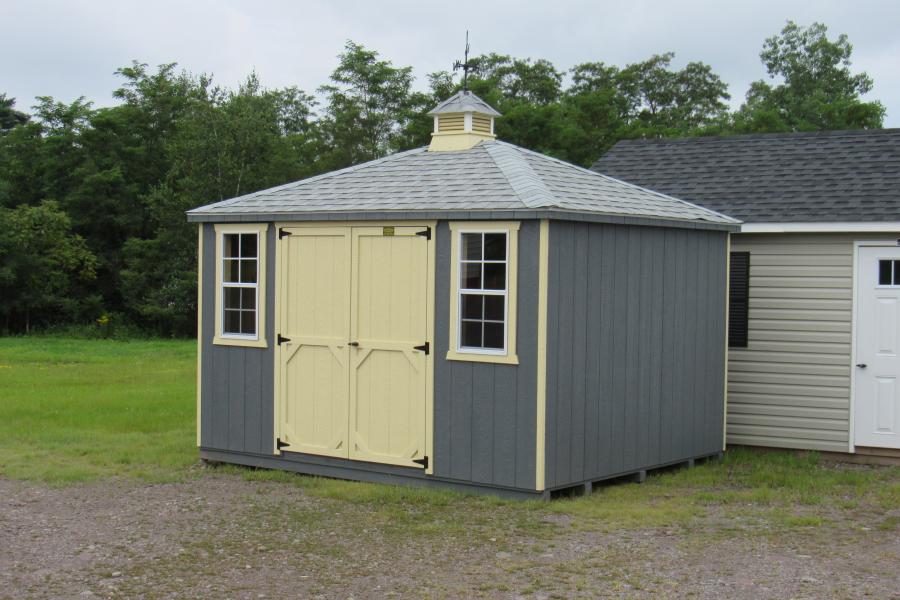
856 363 867 368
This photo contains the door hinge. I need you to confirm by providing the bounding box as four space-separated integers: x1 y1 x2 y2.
415 227 431 241
276 438 290 450
277 333 291 345
412 456 429 469
414 341 430 355
279 228 292 240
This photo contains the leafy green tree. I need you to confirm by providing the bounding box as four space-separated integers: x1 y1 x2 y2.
120 73 319 335
736 21 885 131
0 94 29 132
318 42 425 169
0 201 97 333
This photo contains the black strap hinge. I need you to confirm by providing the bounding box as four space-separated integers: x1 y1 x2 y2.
415 227 431 241
276 438 290 450
279 228 292 240
277 334 291 345
412 456 428 469
414 341 430 355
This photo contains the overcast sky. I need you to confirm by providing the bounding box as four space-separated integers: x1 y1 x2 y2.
4 0 899 125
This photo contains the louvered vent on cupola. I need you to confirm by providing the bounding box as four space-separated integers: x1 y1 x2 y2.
427 91 501 151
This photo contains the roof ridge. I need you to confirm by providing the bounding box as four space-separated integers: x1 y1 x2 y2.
483 142 557 209
502 141 739 224
609 128 900 148
187 146 429 213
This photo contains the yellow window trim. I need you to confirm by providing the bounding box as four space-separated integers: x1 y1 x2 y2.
447 221 520 365
213 223 268 348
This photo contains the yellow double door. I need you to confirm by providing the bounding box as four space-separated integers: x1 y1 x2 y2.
276 225 430 468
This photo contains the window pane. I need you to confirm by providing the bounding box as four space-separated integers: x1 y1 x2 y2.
462 233 482 261
484 295 504 321
461 294 483 319
240 234 258 258
461 320 482 348
241 287 256 310
240 259 257 283
224 287 241 310
483 322 504 349
461 263 482 289
484 233 506 260
880 260 892 285
483 263 506 290
895 260 900 285
224 309 241 334
241 310 256 336
224 259 240 283
223 234 240 257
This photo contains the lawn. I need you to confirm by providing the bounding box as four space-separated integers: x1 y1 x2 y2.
0 336 197 483
1 337 899 597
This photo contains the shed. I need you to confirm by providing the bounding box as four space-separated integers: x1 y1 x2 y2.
594 129 900 460
188 91 739 498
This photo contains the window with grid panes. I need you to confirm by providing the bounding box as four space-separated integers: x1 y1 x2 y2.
458 231 508 352
221 232 259 337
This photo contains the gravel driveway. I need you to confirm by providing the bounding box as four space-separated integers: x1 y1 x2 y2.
2 470 898 599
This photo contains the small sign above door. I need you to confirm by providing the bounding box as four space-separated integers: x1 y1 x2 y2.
382 226 395 236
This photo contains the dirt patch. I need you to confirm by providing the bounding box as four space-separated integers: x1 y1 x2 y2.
1 473 899 599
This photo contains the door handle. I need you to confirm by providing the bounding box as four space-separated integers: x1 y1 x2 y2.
856 363 867 368
348 341 359 347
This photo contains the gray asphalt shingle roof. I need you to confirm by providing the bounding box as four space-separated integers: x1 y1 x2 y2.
427 90 502 116
592 128 900 223
187 140 738 227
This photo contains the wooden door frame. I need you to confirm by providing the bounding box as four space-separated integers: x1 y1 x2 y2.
273 220 436 474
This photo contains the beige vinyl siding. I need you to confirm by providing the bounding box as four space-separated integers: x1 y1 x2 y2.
727 233 891 452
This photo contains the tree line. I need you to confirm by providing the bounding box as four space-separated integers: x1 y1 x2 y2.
0 21 885 336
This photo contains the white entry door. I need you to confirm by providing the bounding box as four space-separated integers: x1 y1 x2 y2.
854 246 900 449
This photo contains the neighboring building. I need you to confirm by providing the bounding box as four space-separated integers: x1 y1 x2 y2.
594 129 900 459
187 91 738 498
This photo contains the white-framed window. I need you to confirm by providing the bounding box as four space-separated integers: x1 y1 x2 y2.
214 224 268 348
448 222 519 364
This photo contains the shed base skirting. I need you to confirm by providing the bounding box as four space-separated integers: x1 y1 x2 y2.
200 448 725 500
199 448 549 500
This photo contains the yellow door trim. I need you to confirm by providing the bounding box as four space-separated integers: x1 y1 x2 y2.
196 224 203 447
535 219 549 491
272 221 436 475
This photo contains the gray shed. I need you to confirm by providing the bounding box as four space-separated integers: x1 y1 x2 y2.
187 91 739 498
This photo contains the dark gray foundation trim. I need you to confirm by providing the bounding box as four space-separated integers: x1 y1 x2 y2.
199 448 548 500
187 209 739 232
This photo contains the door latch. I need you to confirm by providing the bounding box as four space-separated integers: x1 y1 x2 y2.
348 341 359 347
856 363 867 368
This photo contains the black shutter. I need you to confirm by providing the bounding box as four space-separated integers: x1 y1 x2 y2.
729 252 750 348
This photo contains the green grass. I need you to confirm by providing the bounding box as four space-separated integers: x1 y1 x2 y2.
0 337 197 483
1 335 898 535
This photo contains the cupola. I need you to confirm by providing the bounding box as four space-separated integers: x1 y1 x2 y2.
427 90 501 151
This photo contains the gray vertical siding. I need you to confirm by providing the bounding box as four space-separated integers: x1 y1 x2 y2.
545 222 727 489
200 223 275 454
433 220 539 490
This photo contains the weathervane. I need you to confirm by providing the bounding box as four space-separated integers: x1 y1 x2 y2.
453 31 474 91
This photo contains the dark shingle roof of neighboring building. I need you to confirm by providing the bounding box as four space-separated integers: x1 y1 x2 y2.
591 129 900 223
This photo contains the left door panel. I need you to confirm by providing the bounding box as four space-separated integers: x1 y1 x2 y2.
277 227 350 458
